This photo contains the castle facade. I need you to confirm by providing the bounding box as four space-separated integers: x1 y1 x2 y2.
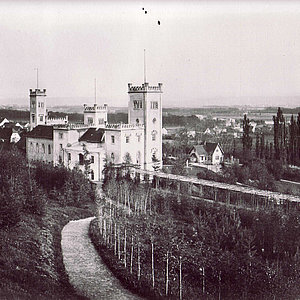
26 82 163 181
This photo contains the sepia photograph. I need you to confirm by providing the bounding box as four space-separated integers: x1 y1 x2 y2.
0 0 300 299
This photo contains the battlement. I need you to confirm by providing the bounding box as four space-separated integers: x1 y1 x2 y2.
128 82 163 93
105 123 144 130
83 103 108 112
29 89 46 96
53 123 92 130
47 116 69 125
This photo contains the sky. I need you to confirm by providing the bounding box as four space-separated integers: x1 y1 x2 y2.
0 0 300 108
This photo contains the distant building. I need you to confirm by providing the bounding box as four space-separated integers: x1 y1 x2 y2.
0 127 21 144
0 118 9 128
188 142 224 165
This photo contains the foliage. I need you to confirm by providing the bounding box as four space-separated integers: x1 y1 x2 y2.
95 175 300 299
0 148 96 228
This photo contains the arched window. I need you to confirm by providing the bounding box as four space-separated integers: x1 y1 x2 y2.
136 118 139 124
111 152 115 162
153 118 156 124
90 170 94 180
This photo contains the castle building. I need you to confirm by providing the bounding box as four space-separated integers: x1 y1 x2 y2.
26 82 163 181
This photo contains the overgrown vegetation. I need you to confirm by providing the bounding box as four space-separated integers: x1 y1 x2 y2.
90 170 300 300
0 147 95 299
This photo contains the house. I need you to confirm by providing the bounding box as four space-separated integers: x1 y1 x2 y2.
0 118 9 128
249 121 257 133
162 127 168 135
204 128 211 135
188 142 224 165
0 128 21 144
187 130 196 138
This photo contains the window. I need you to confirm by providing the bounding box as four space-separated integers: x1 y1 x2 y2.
88 117 93 124
41 102 44 108
133 100 142 109
59 132 63 139
79 153 84 165
215 156 220 160
151 130 157 141
59 156 62 164
68 153 71 161
136 151 141 164
32 114 35 122
91 170 94 180
48 144 51 154
136 118 139 124
153 118 157 124
98 118 104 125
59 144 63 150
137 135 141 142
111 152 115 162
91 156 94 163
126 136 129 143
36 143 39 153
30 142 33 150
151 101 158 109
111 135 115 144
39 115 43 122
38 102 41 108
42 144 45 153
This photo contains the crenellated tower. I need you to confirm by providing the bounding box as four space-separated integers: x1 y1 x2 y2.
128 82 163 170
83 103 108 127
29 88 47 130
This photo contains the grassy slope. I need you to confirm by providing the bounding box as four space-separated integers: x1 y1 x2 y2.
0 202 95 299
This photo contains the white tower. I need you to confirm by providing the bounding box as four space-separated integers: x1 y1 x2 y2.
83 103 108 127
128 82 163 170
29 88 47 130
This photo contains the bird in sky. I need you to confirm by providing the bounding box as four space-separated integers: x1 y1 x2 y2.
142 7 160 25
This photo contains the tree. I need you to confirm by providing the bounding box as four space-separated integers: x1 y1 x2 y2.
242 114 252 161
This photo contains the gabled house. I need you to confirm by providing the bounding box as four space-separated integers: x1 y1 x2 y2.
0 118 9 128
189 142 224 165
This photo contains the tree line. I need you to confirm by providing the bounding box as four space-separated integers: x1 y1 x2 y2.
242 108 300 166
0 147 95 228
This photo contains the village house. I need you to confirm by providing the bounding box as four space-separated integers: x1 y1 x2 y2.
188 142 224 166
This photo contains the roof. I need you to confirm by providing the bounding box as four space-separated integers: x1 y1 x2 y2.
26 125 53 140
191 143 223 156
79 128 105 143
0 128 13 141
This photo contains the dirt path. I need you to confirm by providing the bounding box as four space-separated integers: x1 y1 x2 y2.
61 217 142 300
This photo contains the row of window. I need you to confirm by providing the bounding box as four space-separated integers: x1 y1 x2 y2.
111 135 142 144
87 117 105 125
31 114 44 123
133 100 159 110
30 142 51 154
110 151 141 164
30 101 44 109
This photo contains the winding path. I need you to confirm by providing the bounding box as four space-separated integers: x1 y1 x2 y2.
61 217 142 300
